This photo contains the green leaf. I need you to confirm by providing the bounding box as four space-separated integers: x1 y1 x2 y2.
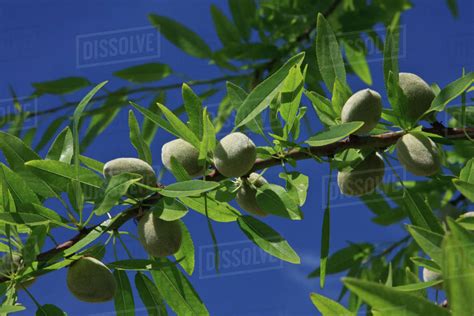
402 189 444 235
343 40 372 85
0 213 49 226
237 215 300 264
316 13 346 91
459 158 474 183
22 225 48 264
150 197 189 221
383 14 401 94
159 180 220 198
407 225 443 263
32 77 91 95
135 272 167 316
34 116 67 152
72 81 108 168
395 280 442 291
198 109 216 163
453 179 474 203
149 14 212 58
79 155 104 173
168 157 191 182
27 204 70 229
255 184 302 220
36 304 66 316
320 202 330 288
331 79 352 115
410 257 441 273
210 4 240 47
182 84 203 140
308 243 373 278
155 103 200 148
426 72 474 114
446 0 458 16
151 258 209 316
81 101 122 150
129 101 176 137
305 90 337 127
310 292 352 315
228 0 256 41
46 127 74 163
305 122 364 147
279 172 309 206
442 219 474 316
234 52 305 128
343 278 449 315
174 220 195 275
0 163 40 208
128 111 152 165
114 270 135 316
25 160 103 196
94 173 142 215
179 195 240 222
63 221 110 256
114 63 172 83
280 65 305 134
0 131 41 170
0 305 26 313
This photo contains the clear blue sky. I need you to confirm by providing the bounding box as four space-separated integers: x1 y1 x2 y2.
1 1 473 315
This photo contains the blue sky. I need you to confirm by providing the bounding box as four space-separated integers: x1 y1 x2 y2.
1 0 473 315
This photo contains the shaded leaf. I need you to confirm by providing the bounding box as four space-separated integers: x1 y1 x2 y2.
151 258 209 316
343 278 449 315
135 272 167 316
310 292 351 315
114 63 172 83
114 270 135 316
159 180 220 198
32 77 90 95
234 52 305 128
305 122 364 147
316 13 346 91
149 15 212 58
237 215 300 264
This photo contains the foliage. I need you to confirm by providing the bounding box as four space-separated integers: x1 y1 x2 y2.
0 0 472 315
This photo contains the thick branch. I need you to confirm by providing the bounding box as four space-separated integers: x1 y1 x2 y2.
3 125 469 283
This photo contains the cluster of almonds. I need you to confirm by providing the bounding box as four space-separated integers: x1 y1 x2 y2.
337 72 441 197
161 131 265 216
2 73 444 303
60 132 261 302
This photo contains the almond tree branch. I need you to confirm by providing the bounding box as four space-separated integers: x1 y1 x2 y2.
0 125 470 285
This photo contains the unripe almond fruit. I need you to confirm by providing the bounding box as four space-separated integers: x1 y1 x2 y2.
137 211 182 257
337 153 385 196
161 139 205 177
341 89 382 134
0 253 35 289
396 133 440 176
399 72 435 121
422 267 442 289
67 257 116 303
236 173 268 216
213 132 256 177
103 158 156 197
